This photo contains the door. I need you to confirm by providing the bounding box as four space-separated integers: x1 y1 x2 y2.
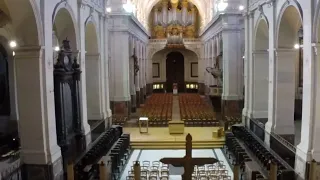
166 52 185 92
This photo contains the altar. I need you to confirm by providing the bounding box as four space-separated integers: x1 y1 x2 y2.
168 121 184 134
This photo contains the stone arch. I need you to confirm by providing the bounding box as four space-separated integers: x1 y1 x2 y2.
276 4 302 48
273 2 303 144
52 4 78 50
254 18 269 51
0 0 43 46
0 0 42 131
85 20 102 121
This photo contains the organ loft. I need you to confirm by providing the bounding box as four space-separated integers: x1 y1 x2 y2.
0 0 319 180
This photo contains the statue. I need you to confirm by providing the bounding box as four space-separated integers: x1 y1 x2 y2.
206 54 223 86
132 48 139 76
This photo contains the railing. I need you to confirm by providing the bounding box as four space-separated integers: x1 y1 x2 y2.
149 39 167 43
250 118 296 153
183 38 201 43
0 158 22 180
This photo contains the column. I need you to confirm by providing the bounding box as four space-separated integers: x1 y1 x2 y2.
99 15 107 120
104 16 112 120
135 40 141 108
247 13 254 126
250 51 268 120
130 35 137 112
15 46 63 178
85 53 104 120
139 43 145 104
197 45 205 94
204 42 208 90
143 45 147 99
221 30 243 119
272 49 296 142
295 3 318 177
109 31 131 116
146 46 153 95
79 6 91 137
210 38 215 86
242 13 250 126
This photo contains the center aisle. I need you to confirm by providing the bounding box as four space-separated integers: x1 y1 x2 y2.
172 95 181 121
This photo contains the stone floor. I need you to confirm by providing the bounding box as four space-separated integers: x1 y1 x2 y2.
119 149 233 180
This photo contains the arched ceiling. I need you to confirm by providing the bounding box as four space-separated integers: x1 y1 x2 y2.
133 0 214 29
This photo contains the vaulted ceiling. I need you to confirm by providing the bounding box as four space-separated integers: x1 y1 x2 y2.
132 0 215 29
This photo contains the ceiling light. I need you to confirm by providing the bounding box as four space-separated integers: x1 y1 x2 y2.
217 2 228 11
9 41 17 48
12 51 15 56
294 44 300 49
239 5 244 11
54 46 60 52
106 7 112 13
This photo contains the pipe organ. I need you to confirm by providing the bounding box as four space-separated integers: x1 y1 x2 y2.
150 0 199 40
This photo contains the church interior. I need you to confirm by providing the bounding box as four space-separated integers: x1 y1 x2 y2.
0 0 320 179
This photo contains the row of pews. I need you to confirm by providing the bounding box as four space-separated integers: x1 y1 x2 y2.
140 94 173 126
74 126 131 180
179 94 219 126
112 115 128 126
226 125 295 180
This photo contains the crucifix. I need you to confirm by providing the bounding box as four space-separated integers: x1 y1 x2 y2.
160 134 219 180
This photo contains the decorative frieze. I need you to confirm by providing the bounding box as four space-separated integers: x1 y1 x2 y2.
79 0 104 13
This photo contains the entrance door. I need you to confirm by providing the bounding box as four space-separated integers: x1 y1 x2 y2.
166 52 185 92
0 44 10 116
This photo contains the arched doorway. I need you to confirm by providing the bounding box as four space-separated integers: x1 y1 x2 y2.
0 44 9 116
166 52 185 92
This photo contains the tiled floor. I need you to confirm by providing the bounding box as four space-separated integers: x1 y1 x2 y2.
120 149 233 180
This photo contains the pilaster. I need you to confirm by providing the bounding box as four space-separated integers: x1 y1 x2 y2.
85 53 104 120
15 46 63 179
109 30 131 116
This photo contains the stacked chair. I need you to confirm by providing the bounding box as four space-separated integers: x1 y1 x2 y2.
110 134 131 180
74 126 123 180
126 161 169 180
126 161 231 180
179 94 219 126
112 115 128 126
231 126 295 180
140 94 173 126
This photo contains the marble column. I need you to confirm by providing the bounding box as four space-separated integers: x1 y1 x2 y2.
130 36 137 113
135 40 141 108
109 31 131 116
15 46 63 179
85 53 104 120
146 46 153 95
204 42 208 94
221 30 243 119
